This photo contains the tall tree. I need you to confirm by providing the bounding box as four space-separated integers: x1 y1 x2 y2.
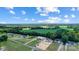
0 35 8 50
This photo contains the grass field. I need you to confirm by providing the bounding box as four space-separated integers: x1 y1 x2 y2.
1 24 79 51
21 29 58 34
67 44 79 51
27 39 40 47
0 33 60 51
47 42 59 51
5 40 32 51
1 33 79 51
0 34 37 51
0 33 41 51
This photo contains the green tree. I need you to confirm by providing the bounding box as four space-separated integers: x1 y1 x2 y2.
46 32 56 42
61 35 68 45
0 35 8 50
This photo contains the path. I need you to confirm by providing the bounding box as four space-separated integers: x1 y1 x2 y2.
24 38 37 45
11 40 41 51
57 43 63 51
0 47 5 51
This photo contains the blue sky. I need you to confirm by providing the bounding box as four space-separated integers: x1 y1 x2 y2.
0 7 79 24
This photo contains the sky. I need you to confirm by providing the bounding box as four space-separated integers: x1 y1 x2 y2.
0 7 79 24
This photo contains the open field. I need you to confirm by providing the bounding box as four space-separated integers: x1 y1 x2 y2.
47 42 59 51
1 7 79 51
27 39 40 47
0 33 59 51
21 29 57 34
6 40 32 51
0 24 79 51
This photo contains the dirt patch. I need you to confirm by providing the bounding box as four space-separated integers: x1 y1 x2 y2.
36 39 52 50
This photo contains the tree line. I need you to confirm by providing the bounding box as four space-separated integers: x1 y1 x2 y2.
4 27 79 45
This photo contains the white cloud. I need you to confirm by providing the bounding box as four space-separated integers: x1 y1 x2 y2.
37 19 57 23
64 15 69 18
37 16 61 23
5 7 15 15
5 7 14 10
21 10 26 15
13 16 20 19
31 19 35 21
24 18 28 21
45 20 57 23
24 18 35 22
64 14 75 19
44 7 60 13
48 17 61 21
40 13 47 16
71 14 76 18
37 20 44 23
9 10 15 15
71 8 76 11
36 7 42 12
0 22 7 24
36 7 60 16
77 7 79 11
64 19 70 23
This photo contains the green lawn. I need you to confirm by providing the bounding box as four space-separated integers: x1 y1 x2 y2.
5 40 32 51
20 29 57 34
8 34 35 44
16 39 31 43
0 35 38 51
67 44 79 51
47 42 59 51
0 41 7 50
74 44 79 49
27 40 40 47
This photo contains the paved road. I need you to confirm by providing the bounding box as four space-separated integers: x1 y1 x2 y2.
57 43 63 51
57 43 68 51
64 44 68 51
